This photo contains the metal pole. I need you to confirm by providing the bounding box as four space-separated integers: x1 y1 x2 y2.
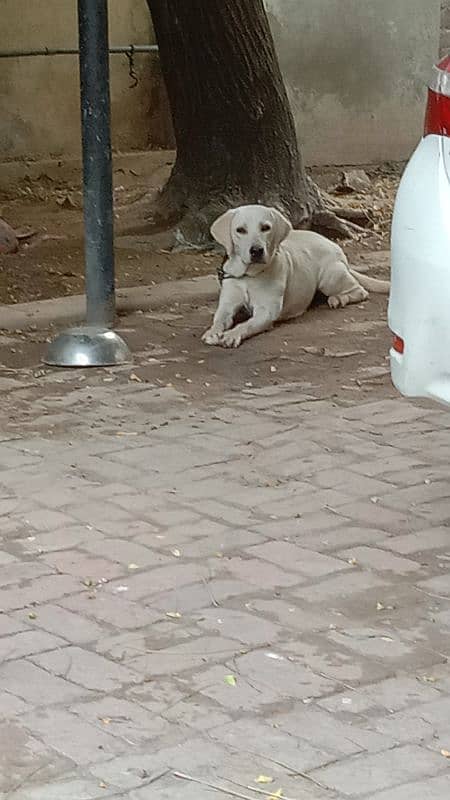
79 0 115 327
44 0 131 367
0 45 158 58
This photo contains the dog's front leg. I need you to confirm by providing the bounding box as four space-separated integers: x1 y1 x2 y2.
220 303 281 348
202 282 244 345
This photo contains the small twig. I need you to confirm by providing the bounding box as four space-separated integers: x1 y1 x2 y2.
144 767 171 785
202 576 220 607
222 776 299 800
414 585 450 602
244 752 330 791
173 771 257 800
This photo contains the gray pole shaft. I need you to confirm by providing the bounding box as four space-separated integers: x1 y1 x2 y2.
78 0 115 327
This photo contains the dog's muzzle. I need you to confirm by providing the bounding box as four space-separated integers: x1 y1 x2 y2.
249 245 265 263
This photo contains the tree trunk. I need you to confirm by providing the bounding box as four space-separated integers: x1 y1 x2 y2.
146 0 316 246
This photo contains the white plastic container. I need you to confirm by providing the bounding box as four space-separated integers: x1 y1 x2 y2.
389 55 450 406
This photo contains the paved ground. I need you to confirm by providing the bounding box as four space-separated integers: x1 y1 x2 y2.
1 302 450 799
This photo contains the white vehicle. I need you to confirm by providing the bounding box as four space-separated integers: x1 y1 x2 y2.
389 54 450 406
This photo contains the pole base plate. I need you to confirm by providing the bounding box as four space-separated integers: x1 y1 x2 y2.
43 325 131 367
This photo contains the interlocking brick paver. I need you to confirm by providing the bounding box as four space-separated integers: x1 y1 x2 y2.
16 525 106 554
366 774 450 800
31 645 140 691
16 509 78 532
0 612 29 636
128 635 242 677
106 562 211 601
292 569 388 603
318 674 442 715
384 526 450 554
334 500 423 532
209 717 334 771
0 573 83 612
247 596 340 632
21 708 129 765
296 524 390 551
61 590 160 629
82 537 170 567
0 659 92 704
379 481 450 511
224 555 305 588
3 349 450 797
194 607 283 645
310 743 445 796
88 739 226 790
41 549 126 580
150 577 252 614
336 546 423 575
9 777 119 800
12 603 106 643
247 539 349 577
0 690 31 718
0 629 65 661
273 704 394 756
0 561 53 588
0 721 73 795
70 696 170 744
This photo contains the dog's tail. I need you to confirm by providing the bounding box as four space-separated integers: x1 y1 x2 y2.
349 268 390 294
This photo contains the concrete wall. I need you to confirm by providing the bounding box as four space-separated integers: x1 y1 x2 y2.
441 1 450 54
0 0 442 166
0 0 173 160
266 0 440 164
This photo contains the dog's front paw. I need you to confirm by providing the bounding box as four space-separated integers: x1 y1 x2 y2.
327 295 341 309
202 328 223 346
220 329 243 348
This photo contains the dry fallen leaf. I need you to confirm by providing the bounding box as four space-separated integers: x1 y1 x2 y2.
128 563 139 570
166 611 182 619
270 790 283 799
441 749 450 758
171 548 181 558
224 674 237 687
301 346 365 358
129 372 142 382
256 775 274 784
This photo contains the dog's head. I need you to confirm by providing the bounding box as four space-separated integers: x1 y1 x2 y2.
210 205 292 278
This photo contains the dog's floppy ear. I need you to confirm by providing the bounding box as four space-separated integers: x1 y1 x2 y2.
210 209 235 255
270 208 293 248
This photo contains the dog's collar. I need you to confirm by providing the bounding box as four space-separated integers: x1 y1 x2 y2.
216 257 254 285
216 258 229 285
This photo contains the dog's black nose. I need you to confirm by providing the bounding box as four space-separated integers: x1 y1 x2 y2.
250 246 264 261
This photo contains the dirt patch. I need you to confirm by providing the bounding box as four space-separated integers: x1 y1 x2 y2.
0 195 216 306
0 265 394 441
0 152 399 306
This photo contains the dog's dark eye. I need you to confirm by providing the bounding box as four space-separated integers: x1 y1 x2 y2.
260 224 271 232
236 226 247 235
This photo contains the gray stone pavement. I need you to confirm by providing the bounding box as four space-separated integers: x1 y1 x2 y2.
1 345 450 798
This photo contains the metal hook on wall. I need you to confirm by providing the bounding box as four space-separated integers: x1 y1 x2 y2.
125 45 139 88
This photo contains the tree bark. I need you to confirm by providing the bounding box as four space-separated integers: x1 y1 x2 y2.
146 0 316 246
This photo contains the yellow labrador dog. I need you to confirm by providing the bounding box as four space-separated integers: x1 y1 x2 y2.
202 204 389 348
